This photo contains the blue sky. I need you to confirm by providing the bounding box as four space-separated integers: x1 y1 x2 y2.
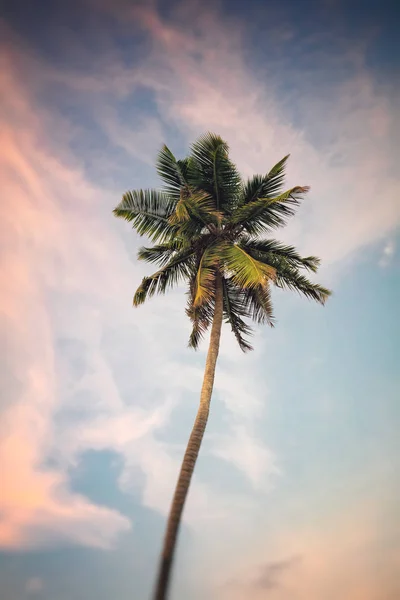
0 0 399 599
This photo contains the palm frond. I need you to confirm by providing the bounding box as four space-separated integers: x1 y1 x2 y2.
156 145 190 202
242 242 329 305
176 157 191 181
186 272 215 349
186 297 215 349
169 190 222 228
193 244 222 307
273 262 331 304
242 283 275 326
241 238 321 273
133 248 195 306
221 243 276 289
240 174 267 206
137 238 189 267
239 155 290 208
222 278 253 352
263 154 291 197
189 132 242 213
231 186 309 235
113 189 178 242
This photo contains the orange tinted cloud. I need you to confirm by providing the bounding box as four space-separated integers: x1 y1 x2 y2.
0 30 268 552
114 1 400 264
0 46 131 549
218 495 400 600
1 2 398 572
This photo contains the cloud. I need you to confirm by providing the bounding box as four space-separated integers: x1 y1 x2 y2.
224 555 301 594
211 422 278 490
379 239 396 268
0 404 130 550
110 1 400 264
253 556 301 590
0 20 277 552
7 1 399 265
1 0 398 563
0 49 133 550
217 491 400 600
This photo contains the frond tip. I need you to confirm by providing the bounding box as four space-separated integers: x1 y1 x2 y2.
275 267 332 305
113 189 177 242
132 247 195 306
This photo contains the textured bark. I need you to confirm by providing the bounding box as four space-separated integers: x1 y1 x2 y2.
152 275 224 600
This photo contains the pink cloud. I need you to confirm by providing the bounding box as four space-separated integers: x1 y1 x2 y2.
89 1 400 265
10 1 396 271
217 494 400 600
0 29 275 552
1 1 398 574
0 54 132 549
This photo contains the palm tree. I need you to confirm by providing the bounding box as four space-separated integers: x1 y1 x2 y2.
113 133 331 600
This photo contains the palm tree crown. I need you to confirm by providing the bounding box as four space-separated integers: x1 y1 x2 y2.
114 132 330 350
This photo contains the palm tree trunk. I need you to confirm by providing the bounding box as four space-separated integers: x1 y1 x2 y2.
152 275 224 600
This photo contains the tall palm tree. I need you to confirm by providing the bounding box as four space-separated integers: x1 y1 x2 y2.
113 133 331 600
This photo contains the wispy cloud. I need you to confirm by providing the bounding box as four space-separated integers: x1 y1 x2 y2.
379 239 396 268
0 0 398 570
72 0 400 264
224 555 301 594
0 49 132 549
218 491 400 600
0 13 277 552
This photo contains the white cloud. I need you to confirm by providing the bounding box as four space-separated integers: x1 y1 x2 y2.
1 0 399 557
0 30 277 552
215 489 400 600
89 2 400 264
212 423 279 490
379 239 396 268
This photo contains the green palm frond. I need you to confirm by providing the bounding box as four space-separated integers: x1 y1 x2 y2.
231 186 309 235
243 241 329 305
242 283 275 326
239 155 290 207
272 261 331 304
241 238 320 273
113 189 178 242
189 132 242 212
221 243 276 289
193 244 222 307
156 145 190 202
222 278 253 352
176 158 191 181
186 298 215 349
133 248 195 306
137 238 189 267
262 154 291 197
240 174 267 206
169 190 222 228
186 271 215 349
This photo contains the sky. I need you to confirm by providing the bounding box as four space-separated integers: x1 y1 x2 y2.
0 0 399 598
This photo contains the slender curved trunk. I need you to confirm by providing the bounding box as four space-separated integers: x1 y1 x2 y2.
152 275 224 600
